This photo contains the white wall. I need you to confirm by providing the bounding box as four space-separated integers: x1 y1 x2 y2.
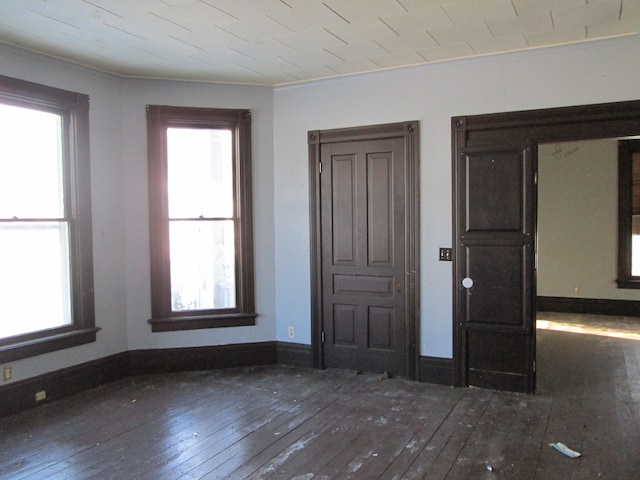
538 139 640 301
273 34 640 358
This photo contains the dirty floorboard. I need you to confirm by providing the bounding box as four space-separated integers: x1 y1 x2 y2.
1 313 639 479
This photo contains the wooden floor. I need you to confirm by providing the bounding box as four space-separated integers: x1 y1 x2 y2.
1 313 639 479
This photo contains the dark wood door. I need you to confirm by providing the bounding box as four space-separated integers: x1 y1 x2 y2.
320 138 407 376
454 144 537 393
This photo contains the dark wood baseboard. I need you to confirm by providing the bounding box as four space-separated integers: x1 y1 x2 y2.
537 296 640 317
127 342 277 376
419 356 454 386
1 343 459 419
0 352 128 418
276 342 313 368
0 342 281 419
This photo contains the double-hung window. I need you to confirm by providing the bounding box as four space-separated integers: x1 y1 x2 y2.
146 106 256 331
0 75 96 362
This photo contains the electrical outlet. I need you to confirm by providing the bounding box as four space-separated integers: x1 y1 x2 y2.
3 365 11 381
288 326 295 339
35 390 46 402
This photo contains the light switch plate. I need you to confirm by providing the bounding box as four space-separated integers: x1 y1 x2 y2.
439 248 452 261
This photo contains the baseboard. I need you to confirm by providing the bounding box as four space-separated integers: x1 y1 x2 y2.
127 342 278 376
0 341 299 419
2 343 460 419
419 356 454 386
276 342 313 367
0 352 128 418
537 296 640 317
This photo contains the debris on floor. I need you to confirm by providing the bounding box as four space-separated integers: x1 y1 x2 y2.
379 371 392 380
549 442 581 458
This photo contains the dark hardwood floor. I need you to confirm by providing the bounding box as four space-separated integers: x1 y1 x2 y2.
1 313 639 479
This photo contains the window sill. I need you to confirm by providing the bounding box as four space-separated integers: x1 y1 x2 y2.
148 313 257 332
617 279 640 289
0 327 101 363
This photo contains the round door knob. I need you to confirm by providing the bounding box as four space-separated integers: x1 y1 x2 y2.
462 277 474 289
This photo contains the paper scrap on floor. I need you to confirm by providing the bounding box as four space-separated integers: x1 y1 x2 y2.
549 442 581 458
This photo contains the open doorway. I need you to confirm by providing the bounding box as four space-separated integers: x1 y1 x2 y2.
536 138 640 393
452 100 640 393
537 139 621 310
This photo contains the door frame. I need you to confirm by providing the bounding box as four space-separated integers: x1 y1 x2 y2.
452 100 640 391
309 121 420 380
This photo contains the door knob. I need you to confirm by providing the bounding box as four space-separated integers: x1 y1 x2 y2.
462 277 474 289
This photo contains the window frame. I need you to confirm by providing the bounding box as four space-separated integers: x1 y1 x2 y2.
617 139 640 288
146 105 256 332
0 75 97 363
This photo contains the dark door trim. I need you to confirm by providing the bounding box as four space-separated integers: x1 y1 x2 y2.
309 121 420 380
452 100 640 391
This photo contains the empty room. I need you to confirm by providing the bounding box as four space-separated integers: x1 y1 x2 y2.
1 1 639 478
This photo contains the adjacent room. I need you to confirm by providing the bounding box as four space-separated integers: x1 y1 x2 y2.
1 1 639 478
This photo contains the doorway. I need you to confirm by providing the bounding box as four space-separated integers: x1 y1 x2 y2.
308 121 420 379
452 101 640 393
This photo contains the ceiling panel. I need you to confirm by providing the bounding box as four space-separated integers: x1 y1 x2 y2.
325 18 393 44
487 10 553 37
551 0 622 30
470 33 529 54
369 49 428 68
326 41 388 62
323 0 407 21
525 26 586 47
418 42 475 62
442 0 517 24
375 30 439 52
381 6 455 32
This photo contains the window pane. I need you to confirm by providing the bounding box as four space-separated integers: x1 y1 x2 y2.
633 152 640 276
0 104 63 219
633 215 639 276
0 222 72 339
169 220 236 311
167 128 233 219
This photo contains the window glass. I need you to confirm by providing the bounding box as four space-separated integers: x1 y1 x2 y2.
169 220 236 311
0 105 71 341
633 215 640 276
0 223 71 338
632 152 640 276
167 128 233 219
0 104 64 218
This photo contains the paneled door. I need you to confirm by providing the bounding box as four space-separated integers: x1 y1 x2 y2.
454 142 537 393
320 137 406 375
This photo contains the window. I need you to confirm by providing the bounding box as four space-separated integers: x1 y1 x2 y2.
617 139 640 288
0 75 97 363
147 106 256 331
